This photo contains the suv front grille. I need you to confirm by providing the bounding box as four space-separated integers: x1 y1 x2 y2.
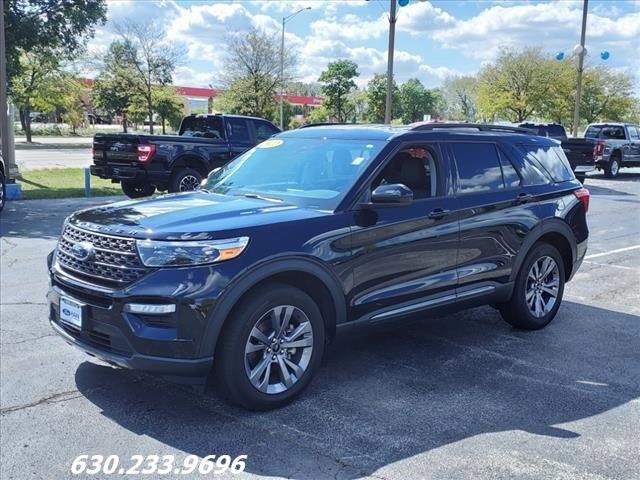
56 224 148 289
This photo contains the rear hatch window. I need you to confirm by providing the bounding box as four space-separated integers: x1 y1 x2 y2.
518 144 575 182
179 116 225 140
585 125 625 139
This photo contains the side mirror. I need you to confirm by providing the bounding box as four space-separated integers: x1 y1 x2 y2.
366 183 413 207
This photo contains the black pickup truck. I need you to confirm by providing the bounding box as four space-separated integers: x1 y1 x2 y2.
91 114 281 198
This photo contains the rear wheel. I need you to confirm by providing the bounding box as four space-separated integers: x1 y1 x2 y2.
121 181 155 199
499 243 565 330
214 284 325 410
604 154 621 178
169 167 203 193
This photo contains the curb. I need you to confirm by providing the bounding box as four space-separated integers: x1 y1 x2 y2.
16 143 92 150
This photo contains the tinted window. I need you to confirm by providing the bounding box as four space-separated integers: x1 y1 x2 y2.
255 121 279 141
585 125 626 140
499 153 521 188
519 144 574 182
628 126 640 140
227 118 251 142
373 146 439 199
451 143 504 194
180 116 224 139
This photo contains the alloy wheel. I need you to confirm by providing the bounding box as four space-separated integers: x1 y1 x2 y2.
525 255 560 318
179 174 201 191
611 160 619 176
244 305 314 394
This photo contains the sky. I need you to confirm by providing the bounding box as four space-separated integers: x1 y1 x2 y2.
86 0 640 92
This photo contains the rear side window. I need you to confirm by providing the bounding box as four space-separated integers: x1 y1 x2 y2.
227 118 251 143
500 154 521 188
519 144 574 182
450 143 505 194
254 121 279 142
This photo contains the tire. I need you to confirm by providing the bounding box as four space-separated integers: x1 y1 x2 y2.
214 283 325 410
499 242 565 330
604 154 621 178
0 169 5 213
169 167 203 193
121 181 155 199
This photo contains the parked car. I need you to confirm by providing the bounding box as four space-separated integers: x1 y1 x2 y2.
518 122 594 182
48 123 589 410
90 114 281 198
0 151 5 213
584 123 640 178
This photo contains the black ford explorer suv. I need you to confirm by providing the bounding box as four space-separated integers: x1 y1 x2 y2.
91 114 281 198
48 123 589 410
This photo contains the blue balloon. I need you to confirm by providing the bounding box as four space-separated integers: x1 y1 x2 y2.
398 0 410 6
555 51 565 61
600 51 610 60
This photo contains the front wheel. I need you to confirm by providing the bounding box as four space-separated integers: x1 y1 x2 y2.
499 243 565 330
213 284 325 410
121 181 155 199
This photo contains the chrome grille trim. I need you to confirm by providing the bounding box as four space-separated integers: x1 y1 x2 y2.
55 224 148 289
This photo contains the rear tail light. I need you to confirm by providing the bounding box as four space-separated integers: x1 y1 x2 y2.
574 187 590 213
593 140 605 158
137 144 156 163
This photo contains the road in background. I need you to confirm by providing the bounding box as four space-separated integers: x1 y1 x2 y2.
16 148 92 170
1 172 639 479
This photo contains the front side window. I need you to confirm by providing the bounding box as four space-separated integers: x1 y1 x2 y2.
628 126 640 140
204 137 385 210
451 142 504 194
372 145 439 199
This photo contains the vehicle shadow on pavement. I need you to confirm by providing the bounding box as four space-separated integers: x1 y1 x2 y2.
74 302 639 479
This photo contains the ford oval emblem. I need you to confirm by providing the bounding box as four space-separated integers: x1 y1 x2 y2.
70 241 95 261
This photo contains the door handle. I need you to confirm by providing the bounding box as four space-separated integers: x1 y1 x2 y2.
515 193 534 204
428 208 451 219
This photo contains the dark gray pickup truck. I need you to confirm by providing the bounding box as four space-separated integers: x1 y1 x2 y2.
91 114 280 198
586 123 640 178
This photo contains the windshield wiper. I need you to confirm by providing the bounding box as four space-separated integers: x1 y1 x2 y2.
240 192 283 203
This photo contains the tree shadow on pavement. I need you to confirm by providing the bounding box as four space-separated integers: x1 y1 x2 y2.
74 302 640 479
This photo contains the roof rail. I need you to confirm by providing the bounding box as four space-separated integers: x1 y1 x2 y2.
298 122 349 129
410 123 535 134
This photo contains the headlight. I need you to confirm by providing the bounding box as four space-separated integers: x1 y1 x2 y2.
136 237 249 267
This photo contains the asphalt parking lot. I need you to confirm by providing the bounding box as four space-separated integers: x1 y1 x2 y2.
1 171 639 480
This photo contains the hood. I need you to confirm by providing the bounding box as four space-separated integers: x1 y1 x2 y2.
70 191 328 240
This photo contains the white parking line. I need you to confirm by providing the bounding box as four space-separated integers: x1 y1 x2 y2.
585 244 640 260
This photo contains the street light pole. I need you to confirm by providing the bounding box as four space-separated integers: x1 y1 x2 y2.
0 0 14 180
280 7 311 130
572 0 589 137
384 0 397 124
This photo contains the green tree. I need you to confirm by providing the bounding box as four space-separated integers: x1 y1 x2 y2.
59 79 86 135
115 21 178 134
307 105 329 124
91 40 142 133
4 0 106 84
218 28 295 120
399 78 431 123
10 48 66 142
318 60 359 122
366 73 400 123
477 48 556 122
442 76 479 122
580 66 635 125
152 86 184 134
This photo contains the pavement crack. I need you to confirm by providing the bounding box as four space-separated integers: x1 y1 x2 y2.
2 333 57 345
0 302 48 306
0 389 83 415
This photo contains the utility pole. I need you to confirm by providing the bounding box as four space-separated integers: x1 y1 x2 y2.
280 7 311 130
384 0 397 124
0 0 17 181
572 0 588 137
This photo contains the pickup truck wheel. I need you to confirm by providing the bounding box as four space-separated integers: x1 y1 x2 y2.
499 242 565 330
213 283 325 410
121 181 155 199
604 155 621 178
170 167 203 193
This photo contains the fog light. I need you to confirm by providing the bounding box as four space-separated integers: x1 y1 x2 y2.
124 303 176 315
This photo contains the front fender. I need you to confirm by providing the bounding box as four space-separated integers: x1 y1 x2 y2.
198 254 347 357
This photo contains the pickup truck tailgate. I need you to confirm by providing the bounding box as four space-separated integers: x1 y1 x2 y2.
93 135 140 164
562 139 595 171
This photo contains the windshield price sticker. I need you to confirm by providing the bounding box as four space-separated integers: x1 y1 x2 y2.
70 454 248 476
257 139 283 148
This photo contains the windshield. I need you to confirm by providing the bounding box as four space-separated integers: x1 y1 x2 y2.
203 137 385 209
